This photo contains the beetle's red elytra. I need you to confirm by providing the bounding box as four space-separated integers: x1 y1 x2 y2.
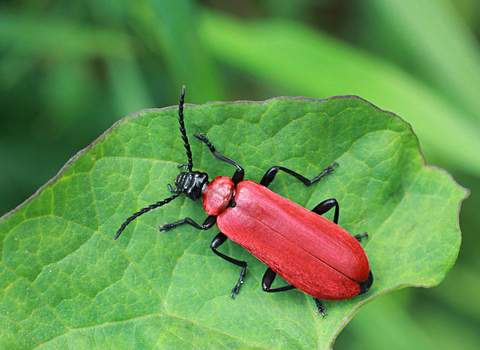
217 180 370 300
115 87 373 317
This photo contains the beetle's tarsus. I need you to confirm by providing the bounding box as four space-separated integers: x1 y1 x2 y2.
313 297 327 318
316 308 327 318
159 224 170 232
230 266 246 298
311 162 339 182
194 132 207 142
354 233 368 242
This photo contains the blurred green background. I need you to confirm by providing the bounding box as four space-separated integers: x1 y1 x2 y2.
1 0 479 348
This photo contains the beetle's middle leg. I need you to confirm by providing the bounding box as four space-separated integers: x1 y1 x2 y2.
260 162 338 188
210 232 248 298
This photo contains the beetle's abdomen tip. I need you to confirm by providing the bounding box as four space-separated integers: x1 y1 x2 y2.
358 270 374 295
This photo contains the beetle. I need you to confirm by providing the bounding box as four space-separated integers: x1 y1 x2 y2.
115 87 373 316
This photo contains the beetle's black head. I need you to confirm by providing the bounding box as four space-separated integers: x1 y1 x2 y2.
174 170 209 201
168 86 209 200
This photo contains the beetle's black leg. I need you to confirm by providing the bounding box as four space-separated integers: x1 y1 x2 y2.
311 198 339 224
312 199 369 242
210 232 248 298
160 215 216 232
262 267 296 293
194 132 245 185
313 297 327 317
260 162 338 188
354 233 368 242
263 269 327 317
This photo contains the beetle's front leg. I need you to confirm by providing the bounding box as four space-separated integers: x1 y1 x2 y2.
210 232 248 298
159 215 216 232
194 132 245 185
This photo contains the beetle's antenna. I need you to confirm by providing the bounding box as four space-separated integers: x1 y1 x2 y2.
114 191 181 240
178 86 193 172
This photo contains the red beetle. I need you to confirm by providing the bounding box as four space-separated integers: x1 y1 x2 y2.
115 87 373 316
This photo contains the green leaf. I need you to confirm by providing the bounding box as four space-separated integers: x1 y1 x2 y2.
0 97 467 349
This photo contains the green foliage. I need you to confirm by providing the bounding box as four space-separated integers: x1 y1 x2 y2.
198 9 480 176
0 98 466 349
1 0 478 348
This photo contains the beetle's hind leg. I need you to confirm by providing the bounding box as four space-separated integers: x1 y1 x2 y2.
210 232 248 298
262 268 328 317
261 267 296 293
313 297 327 317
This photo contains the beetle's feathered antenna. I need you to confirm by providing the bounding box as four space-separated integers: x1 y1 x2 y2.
178 86 193 172
115 87 191 240
114 191 181 240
